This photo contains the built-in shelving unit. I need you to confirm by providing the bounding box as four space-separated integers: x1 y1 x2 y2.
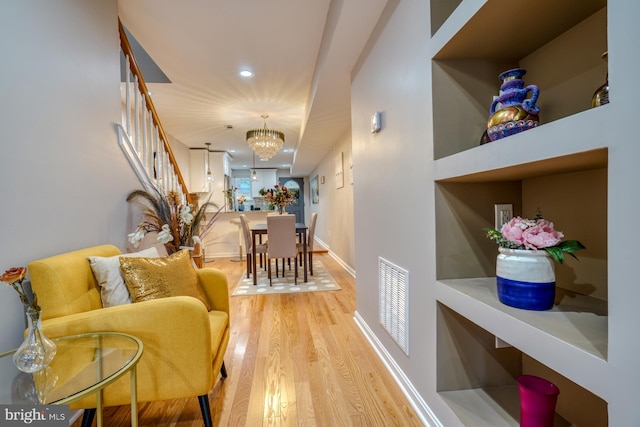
436 303 608 426
430 0 612 424
431 0 608 160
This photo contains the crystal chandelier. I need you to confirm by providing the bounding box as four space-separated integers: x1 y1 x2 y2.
246 114 285 161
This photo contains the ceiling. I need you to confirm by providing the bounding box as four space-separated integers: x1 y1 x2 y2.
118 0 389 176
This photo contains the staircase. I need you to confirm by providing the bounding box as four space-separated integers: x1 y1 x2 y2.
117 20 193 206
117 21 208 266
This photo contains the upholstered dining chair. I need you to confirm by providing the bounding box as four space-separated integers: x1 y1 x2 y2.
266 215 299 286
240 214 267 279
297 212 317 276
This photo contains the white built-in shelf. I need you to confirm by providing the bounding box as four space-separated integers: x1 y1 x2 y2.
431 0 608 160
431 0 606 61
433 110 609 183
439 386 571 427
435 278 609 399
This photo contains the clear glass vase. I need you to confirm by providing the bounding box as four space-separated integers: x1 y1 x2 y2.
13 306 57 373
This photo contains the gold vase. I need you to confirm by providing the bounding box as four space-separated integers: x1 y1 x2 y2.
592 51 609 108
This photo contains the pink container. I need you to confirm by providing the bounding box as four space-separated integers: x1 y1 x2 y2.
517 375 560 427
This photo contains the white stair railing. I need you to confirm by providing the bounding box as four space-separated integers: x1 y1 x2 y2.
117 20 190 205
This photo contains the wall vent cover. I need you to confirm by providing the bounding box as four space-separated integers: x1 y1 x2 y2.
378 257 409 355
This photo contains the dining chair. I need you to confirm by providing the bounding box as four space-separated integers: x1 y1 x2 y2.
297 212 317 276
240 214 267 279
266 215 299 286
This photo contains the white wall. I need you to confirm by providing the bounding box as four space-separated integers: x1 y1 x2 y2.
0 1 139 351
307 130 355 271
167 133 192 190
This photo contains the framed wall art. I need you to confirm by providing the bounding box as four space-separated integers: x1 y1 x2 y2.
311 174 319 204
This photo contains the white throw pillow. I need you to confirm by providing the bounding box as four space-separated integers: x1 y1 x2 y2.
89 246 161 307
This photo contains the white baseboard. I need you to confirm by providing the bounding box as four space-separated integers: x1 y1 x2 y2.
314 237 356 277
69 410 83 425
353 311 443 427
205 252 237 260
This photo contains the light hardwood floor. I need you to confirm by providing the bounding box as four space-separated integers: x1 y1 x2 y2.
73 254 423 426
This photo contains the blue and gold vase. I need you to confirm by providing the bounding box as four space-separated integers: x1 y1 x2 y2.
486 68 540 142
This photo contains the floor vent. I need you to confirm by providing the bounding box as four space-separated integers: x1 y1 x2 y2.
378 257 409 355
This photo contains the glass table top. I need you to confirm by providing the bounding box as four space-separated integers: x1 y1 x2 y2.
0 332 143 405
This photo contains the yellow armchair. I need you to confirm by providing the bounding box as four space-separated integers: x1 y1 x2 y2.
28 245 230 426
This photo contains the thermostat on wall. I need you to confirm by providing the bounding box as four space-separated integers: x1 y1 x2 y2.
371 111 381 133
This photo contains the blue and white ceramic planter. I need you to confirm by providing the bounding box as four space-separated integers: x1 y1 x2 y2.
496 247 555 311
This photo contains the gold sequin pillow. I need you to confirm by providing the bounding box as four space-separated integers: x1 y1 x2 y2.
119 249 211 311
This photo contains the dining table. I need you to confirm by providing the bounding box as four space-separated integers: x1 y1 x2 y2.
251 222 308 285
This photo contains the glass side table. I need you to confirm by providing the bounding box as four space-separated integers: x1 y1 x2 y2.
0 332 143 427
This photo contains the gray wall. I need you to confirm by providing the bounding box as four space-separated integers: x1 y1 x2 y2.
351 0 437 418
0 1 140 351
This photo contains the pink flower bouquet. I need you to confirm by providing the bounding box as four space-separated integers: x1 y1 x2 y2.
485 212 585 264
262 185 297 209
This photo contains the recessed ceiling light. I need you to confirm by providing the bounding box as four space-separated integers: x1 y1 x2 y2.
239 69 254 78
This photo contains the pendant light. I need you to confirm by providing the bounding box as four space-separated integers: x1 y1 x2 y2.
251 151 258 181
205 143 212 181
